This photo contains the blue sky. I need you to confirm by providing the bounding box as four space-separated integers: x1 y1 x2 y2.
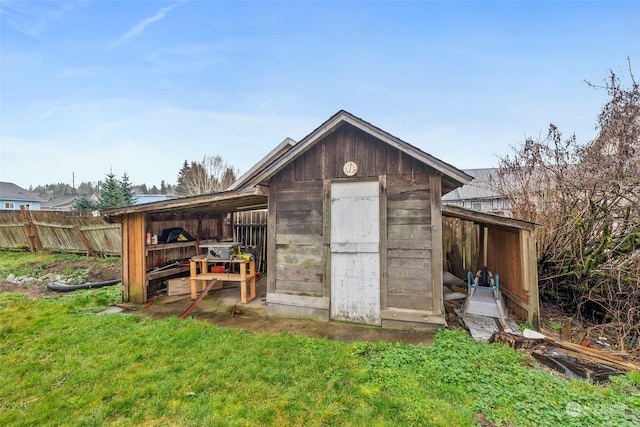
1 0 639 190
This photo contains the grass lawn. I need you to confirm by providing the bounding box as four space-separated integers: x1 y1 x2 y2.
0 252 639 426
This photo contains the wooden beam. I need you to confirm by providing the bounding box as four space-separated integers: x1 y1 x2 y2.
267 184 277 294
379 175 388 310
266 293 330 309
442 204 537 231
542 336 639 372
523 229 540 326
20 205 41 252
73 226 96 257
180 279 219 319
429 174 443 315
322 179 331 299
125 212 147 304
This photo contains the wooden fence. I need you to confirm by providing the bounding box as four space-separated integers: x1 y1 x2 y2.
442 216 479 279
0 208 121 257
234 209 268 273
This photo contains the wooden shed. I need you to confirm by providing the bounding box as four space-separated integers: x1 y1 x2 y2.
103 110 540 329
231 110 474 329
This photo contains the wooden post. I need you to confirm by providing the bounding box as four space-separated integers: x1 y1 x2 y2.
430 174 443 315
73 226 97 257
20 205 41 252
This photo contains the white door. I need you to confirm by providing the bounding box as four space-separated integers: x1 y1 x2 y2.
330 181 381 325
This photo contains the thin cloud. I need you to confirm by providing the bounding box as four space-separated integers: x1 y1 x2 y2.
110 4 178 50
0 0 81 37
58 66 100 78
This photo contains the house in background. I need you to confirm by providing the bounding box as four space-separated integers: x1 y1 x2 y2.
0 182 45 211
442 168 510 215
41 193 92 211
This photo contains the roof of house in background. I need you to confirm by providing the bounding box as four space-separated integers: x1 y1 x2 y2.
133 195 177 205
41 195 77 209
442 168 502 202
0 182 45 202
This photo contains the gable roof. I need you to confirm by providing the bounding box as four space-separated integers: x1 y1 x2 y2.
230 110 473 190
0 182 45 202
226 137 297 191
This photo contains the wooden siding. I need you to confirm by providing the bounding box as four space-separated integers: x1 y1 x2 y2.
386 174 433 311
273 124 438 183
487 227 530 320
272 181 324 296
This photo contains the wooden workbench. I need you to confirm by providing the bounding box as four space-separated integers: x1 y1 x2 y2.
189 254 256 304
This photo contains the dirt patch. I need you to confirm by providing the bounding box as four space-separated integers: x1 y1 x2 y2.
0 280 53 298
0 259 122 298
140 296 436 345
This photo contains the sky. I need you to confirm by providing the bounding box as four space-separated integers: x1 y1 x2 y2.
1 0 639 191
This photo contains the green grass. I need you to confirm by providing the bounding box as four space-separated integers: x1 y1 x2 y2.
1 252 639 426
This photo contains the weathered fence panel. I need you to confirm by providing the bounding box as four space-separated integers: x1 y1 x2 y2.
0 211 29 250
0 210 121 256
442 216 479 278
234 209 267 272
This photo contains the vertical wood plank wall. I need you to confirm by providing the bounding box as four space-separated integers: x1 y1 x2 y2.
487 228 525 303
385 174 433 311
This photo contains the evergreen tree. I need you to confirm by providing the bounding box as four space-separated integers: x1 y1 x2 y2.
72 195 98 212
175 160 191 196
98 172 126 209
120 172 137 205
160 180 167 194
